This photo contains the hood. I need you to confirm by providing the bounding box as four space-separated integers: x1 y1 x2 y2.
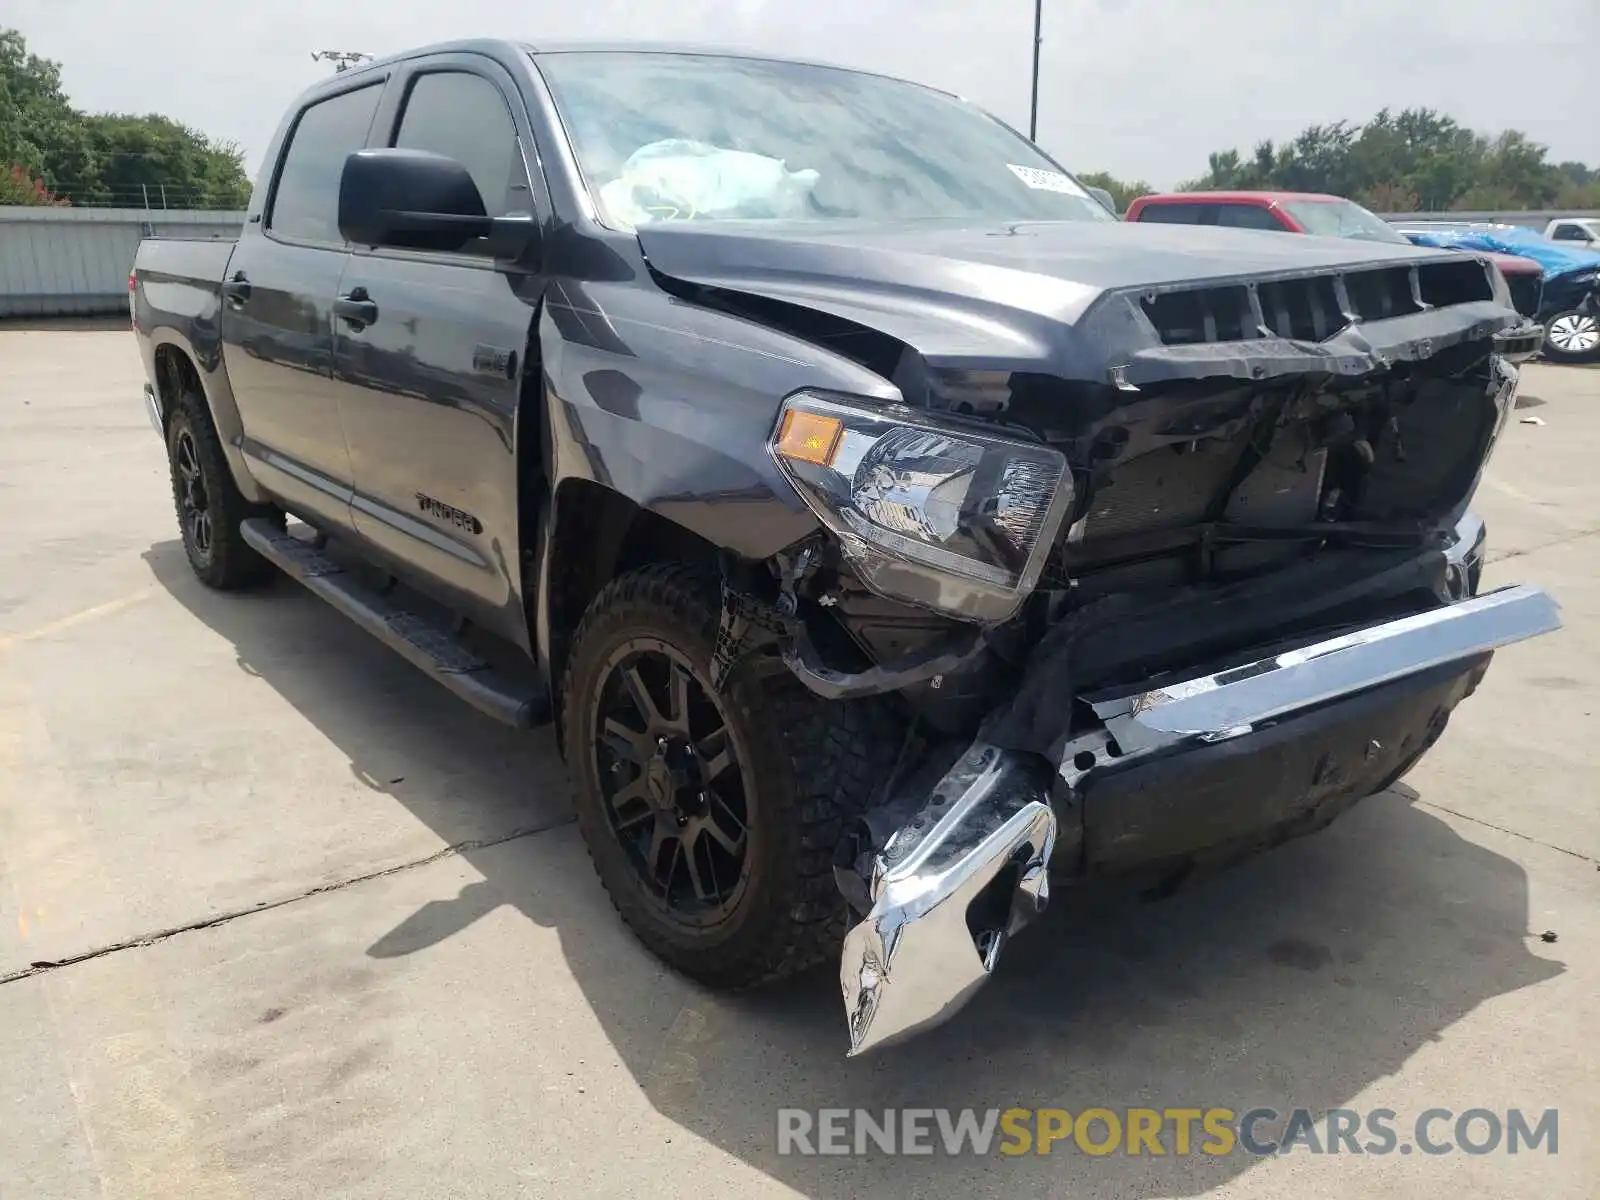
1481 251 1543 275
637 219 1521 389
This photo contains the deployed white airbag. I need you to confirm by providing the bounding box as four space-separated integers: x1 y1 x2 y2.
598 138 820 228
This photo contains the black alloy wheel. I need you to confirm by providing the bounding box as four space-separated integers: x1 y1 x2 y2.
164 388 281 589
560 563 903 991
591 638 754 927
172 426 214 566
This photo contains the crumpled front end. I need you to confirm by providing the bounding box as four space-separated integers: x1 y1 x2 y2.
687 224 1563 1056
833 515 1560 1057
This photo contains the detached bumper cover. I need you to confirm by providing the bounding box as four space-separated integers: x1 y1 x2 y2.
838 566 1559 1057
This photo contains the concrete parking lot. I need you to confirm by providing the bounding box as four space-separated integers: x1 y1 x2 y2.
1 326 1595 1199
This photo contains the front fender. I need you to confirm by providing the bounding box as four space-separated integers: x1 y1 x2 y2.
535 277 897 561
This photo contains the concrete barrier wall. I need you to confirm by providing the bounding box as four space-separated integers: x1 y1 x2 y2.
1376 209 1600 230
0 206 245 318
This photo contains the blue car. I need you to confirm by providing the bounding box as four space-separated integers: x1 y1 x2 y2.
1394 221 1600 363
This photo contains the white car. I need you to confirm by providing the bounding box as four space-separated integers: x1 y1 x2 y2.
1545 217 1600 248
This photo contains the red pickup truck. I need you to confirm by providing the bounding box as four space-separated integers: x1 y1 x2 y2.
1126 191 1546 361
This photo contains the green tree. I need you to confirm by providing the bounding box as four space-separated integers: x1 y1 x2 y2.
2 26 250 208
1185 107 1600 212
0 28 97 199
1076 170 1153 212
82 113 252 208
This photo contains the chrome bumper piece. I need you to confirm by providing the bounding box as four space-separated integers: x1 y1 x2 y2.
839 745 1056 1057
837 513 1560 1056
1088 582 1559 759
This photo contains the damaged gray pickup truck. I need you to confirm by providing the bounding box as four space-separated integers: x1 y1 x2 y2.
130 40 1561 1057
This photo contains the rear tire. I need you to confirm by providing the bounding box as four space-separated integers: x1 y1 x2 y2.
165 389 281 589
561 563 903 990
1542 310 1600 363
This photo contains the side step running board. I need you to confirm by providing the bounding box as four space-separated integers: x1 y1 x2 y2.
241 518 550 729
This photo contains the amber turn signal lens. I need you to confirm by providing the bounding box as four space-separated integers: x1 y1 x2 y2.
774 409 844 467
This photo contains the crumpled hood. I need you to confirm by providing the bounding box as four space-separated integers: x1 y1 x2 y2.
636 219 1518 387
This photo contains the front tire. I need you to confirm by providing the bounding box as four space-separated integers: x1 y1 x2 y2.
1542 310 1600 363
165 389 280 589
561 563 901 990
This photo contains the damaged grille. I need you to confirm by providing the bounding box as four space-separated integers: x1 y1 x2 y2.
1078 439 1246 540
1504 273 1543 319
1043 357 1502 599
1141 260 1495 346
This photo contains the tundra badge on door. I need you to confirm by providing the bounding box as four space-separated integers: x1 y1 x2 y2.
415 493 483 535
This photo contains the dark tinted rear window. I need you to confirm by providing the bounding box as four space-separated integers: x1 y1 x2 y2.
1136 203 1213 224
1216 204 1286 231
269 84 383 243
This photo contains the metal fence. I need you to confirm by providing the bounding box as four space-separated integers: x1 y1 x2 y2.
0 205 245 318
28 181 247 210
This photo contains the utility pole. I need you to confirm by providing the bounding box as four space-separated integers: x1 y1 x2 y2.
311 50 372 73
1028 0 1043 142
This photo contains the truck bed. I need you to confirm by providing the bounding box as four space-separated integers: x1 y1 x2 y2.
132 238 236 333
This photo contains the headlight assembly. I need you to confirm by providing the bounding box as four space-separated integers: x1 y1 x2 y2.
769 391 1074 623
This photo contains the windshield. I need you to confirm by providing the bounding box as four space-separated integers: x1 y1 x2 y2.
533 51 1115 230
1282 199 1409 245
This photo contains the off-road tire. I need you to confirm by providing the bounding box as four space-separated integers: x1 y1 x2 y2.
165 389 281 589
561 562 903 990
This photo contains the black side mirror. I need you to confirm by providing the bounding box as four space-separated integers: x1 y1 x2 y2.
338 148 538 261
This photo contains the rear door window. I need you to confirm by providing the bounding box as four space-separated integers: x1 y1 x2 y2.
1136 203 1216 225
1216 204 1285 231
268 83 384 244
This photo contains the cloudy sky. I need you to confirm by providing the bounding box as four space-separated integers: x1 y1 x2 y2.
10 0 1598 187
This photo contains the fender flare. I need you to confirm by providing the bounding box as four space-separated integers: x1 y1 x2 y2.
146 326 269 504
